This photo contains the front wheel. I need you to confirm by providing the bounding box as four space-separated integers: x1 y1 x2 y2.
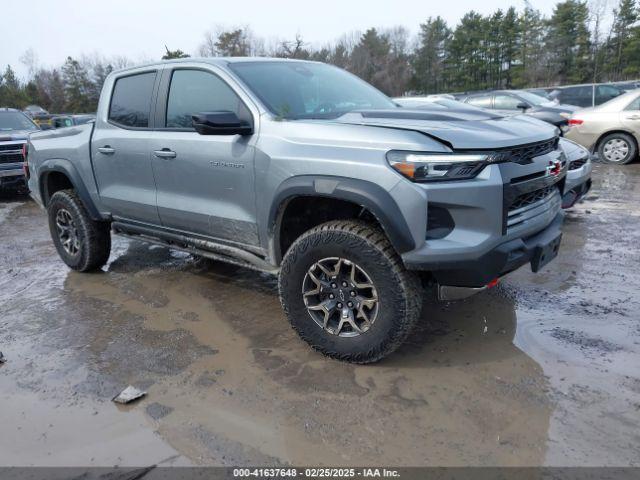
598 133 637 164
47 189 111 272
278 220 423 363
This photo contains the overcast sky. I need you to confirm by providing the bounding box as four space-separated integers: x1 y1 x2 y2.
3 0 564 79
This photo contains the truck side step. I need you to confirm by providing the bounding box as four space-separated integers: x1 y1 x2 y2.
111 221 279 274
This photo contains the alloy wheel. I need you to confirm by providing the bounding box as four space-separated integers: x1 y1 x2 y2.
302 257 379 337
55 208 80 256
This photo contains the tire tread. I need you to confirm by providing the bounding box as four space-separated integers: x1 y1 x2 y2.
279 220 422 363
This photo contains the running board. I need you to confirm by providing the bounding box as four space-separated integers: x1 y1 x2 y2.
112 221 279 274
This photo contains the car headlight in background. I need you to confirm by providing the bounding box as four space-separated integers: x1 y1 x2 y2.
386 151 488 182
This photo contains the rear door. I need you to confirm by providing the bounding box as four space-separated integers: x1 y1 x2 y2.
149 65 260 246
620 95 640 132
92 69 161 224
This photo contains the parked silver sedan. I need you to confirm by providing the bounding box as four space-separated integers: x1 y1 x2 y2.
565 90 640 164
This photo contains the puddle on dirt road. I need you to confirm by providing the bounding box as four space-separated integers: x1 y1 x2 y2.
0 163 638 467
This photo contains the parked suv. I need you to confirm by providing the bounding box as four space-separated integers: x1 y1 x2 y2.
27 58 566 363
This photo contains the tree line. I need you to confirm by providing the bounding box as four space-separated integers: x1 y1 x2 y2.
1 0 639 114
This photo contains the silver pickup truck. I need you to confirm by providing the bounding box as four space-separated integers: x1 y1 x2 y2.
27 58 567 363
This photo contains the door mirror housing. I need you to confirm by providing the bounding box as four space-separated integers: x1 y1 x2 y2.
192 111 253 136
516 102 529 111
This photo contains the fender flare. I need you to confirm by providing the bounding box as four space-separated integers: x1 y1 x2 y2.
268 175 416 262
38 159 102 221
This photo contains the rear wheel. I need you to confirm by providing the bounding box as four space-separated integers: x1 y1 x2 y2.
278 220 422 363
598 133 637 164
47 189 111 272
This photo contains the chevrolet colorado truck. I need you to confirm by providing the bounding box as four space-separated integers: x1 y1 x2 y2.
27 58 567 363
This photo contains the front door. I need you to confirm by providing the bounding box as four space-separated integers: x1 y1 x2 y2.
92 70 160 224
150 67 259 246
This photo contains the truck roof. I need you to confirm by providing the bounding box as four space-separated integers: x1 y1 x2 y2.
112 57 319 75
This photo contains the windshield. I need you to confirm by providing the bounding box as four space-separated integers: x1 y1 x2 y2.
229 61 397 119
0 111 39 132
516 91 550 106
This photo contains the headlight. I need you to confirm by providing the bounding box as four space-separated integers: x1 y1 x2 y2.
386 151 488 182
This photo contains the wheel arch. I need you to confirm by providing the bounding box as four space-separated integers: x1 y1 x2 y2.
268 176 416 264
594 129 639 154
38 160 102 221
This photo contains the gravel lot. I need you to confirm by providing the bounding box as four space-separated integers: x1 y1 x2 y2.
0 162 638 467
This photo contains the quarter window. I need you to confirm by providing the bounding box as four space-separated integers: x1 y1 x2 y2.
166 70 248 128
625 97 640 111
108 72 157 128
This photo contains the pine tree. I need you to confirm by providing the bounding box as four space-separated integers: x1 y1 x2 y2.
412 17 451 93
546 0 592 84
609 0 638 77
62 57 92 113
162 46 190 60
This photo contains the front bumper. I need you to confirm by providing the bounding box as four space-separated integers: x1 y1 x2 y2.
562 158 592 208
0 164 26 190
562 179 591 208
407 212 564 288
422 212 564 287
0 166 24 178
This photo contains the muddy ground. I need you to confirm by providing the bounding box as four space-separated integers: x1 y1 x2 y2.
0 162 639 468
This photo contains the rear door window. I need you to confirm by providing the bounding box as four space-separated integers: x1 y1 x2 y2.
494 94 522 110
465 95 492 108
108 72 157 128
561 86 592 107
165 69 248 128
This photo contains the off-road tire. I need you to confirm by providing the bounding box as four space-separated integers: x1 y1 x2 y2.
279 220 422 363
47 189 111 272
597 132 637 164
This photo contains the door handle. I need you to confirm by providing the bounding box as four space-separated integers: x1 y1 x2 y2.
153 148 177 159
97 146 115 155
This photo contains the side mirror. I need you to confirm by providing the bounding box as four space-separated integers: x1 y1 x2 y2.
516 102 529 111
192 111 253 136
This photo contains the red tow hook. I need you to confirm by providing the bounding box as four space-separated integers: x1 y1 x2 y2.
486 278 499 289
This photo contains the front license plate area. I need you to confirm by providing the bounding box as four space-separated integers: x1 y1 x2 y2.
531 233 562 272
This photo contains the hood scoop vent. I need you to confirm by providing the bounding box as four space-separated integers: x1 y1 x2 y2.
355 108 503 122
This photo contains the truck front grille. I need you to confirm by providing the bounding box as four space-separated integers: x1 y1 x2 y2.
0 143 24 165
489 137 559 165
507 185 561 230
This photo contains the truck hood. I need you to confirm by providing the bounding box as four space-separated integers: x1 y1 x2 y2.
0 130 34 142
334 109 557 149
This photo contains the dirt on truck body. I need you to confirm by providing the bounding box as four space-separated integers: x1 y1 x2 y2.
0 162 639 468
